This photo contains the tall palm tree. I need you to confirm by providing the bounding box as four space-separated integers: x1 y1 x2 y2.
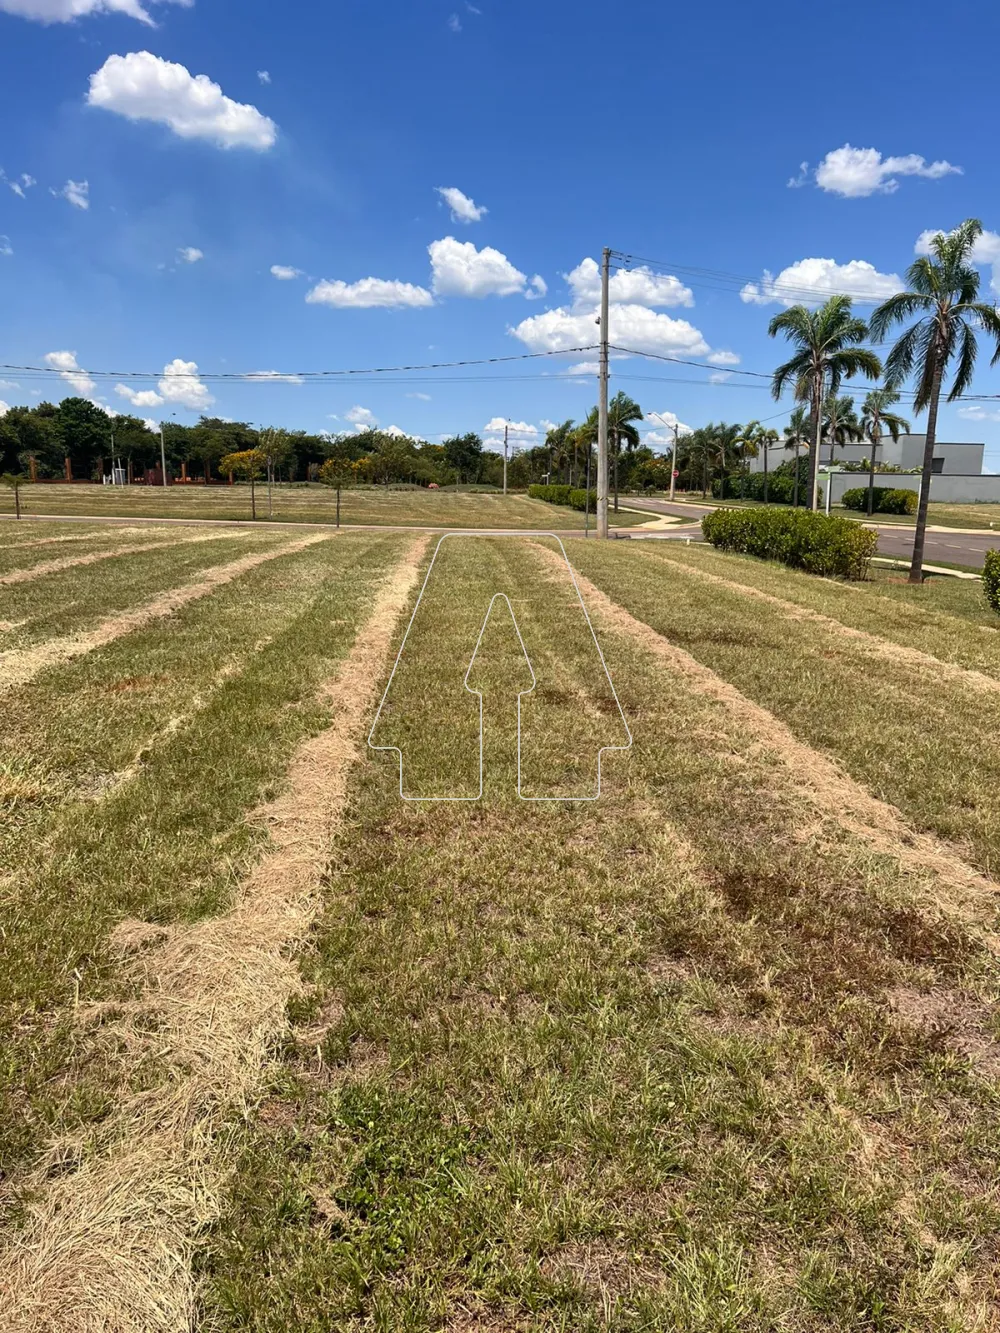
607 391 643 511
740 420 779 501
709 422 743 499
769 295 882 511
821 393 862 470
870 219 1000 582
544 419 576 484
860 388 910 517
783 405 811 508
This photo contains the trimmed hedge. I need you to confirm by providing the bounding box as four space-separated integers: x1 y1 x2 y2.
841 486 918 515
985 550 1000 616
529 483 597 512
701 506 877 580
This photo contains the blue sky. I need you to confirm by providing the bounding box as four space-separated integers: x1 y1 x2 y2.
2 0 1000 465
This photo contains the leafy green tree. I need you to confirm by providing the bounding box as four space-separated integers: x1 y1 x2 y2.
783 405 812 507
860 388 910 517
443 432 483 484
544 419 577 484
769 295 881 510
869 218 1000 582
708 422 743 499
737 420 779 500
55 397 114 478
607 391 643 511
219 447 267 519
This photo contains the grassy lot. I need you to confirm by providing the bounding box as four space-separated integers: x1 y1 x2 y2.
1 527 999 1330
0 484 649 529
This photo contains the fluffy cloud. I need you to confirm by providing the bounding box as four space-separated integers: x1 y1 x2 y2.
0 0 187 23
706 349 740 366
88 52 277 151
177 246 203 263
0 235 11 257
740 257 903 306
115 383 163 408
51 179 89 209
305 277 433 308
257 70 271 85
0 401 9 417
916 226 1000 294
483 417 538 437
511 303 710 359
812 144 961 198
434 236 535 298
645 408 693 447
44 350 95 395
566 257 693 309
116 358 214 411
345 405 377 428
436 186 486 224
429 236 527 298
525 274 547 300
270 264 302 280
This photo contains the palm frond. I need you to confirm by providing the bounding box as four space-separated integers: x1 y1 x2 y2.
869 291 933 342
882 319 928 390
948 321 979 401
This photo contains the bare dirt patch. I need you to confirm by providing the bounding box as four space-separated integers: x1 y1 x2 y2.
0 535 429 1333
0 534 329 696
889 986 1000 1077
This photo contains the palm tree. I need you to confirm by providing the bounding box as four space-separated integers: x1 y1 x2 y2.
769 295 882 510
607 391 643 511
783 406 811 508
859 388 910 517
545 419 576 484
708 422 743 499
870 219 1000 582
821 393 862 470
739 420 779 501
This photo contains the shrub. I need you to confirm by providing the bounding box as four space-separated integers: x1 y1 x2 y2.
570 488 597 512
701 507 877 580
528 483 574 506
985 550 1000 616
841 486 918 515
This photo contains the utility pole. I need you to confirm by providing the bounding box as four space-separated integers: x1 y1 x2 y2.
503 422 508 496
159 421 169 487
597 246 610 539
670 423 679 501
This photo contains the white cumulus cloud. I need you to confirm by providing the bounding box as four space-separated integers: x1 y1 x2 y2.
44 350 95 395
813 144 961 198
177 245 203 263
429 236 527 298
566 257 693 309
345 405 377 428
483 417 538 437
739 257 903 306
87 52 277 151
511 303 710 359
158 358 213 410
0 0 188 23
645 409 692 446
115 382 164 408
436 186 486 223
270 264 302 280
2 169 36 198
51 179 89 209
525 274 547 300
707 349 740 366
305 277 433 309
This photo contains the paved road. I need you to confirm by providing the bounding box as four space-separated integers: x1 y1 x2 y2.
625 497 997 569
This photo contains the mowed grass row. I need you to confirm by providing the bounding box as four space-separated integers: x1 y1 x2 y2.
0 527 279 653
200 537 1000 1332
0 485 649 529
570 541 1000 877
0 529 409 1195
0 521 198 577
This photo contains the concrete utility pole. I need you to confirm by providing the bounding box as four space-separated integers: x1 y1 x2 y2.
597 247 611 539
503 421 508 496
159 421 169 487
670 423 679 501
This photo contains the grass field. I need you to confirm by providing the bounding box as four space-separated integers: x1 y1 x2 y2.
0 484 651 530
1 522 999 1331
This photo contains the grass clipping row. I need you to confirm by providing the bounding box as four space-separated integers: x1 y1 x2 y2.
0 536 428 1333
